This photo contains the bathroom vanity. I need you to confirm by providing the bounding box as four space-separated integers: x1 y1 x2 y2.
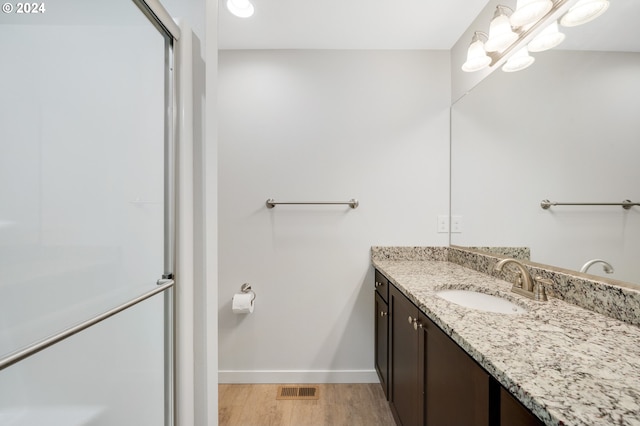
373 247 640 426
376 268 540 426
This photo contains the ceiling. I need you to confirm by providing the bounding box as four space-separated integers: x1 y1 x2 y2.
218 0 490 50
0 0 634 52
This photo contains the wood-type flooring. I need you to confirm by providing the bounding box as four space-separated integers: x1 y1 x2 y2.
219 383 396 426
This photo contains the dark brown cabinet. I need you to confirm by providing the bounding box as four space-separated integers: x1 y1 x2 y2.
389 284 423 426
424 311 489 425
389 283 489 426
376 269 543 426
499 386 544 426
374 291 389 398
374 270 390 399
375 269 389 301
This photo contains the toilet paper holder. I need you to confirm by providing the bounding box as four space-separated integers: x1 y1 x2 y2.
239 283 256 302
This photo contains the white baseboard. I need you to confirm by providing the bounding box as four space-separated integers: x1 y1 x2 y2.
218 369 379 384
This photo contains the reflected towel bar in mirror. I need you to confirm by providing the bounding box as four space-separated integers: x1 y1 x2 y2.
541 199 639 210
266 198 359 209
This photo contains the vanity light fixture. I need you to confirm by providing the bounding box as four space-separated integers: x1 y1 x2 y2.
528 20 566 52
510 0 553 27
461 32 492 72
227 0 254 18
502 46 535 72
484 5 519 52
560 0 609 27
461 0 612 73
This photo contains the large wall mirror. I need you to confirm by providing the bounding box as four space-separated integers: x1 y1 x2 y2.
451 0 640 286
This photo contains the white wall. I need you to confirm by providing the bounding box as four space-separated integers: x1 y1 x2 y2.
451 50 640 283
217 50 450 382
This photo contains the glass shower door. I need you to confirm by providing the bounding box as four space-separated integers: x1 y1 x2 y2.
0 1 177 424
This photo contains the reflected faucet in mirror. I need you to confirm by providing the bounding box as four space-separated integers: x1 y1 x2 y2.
494 258 549 302
450 0 640 288
580 259 614 274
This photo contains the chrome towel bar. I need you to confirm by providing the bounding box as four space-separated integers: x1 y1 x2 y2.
266 198 359 209
541 199 639 210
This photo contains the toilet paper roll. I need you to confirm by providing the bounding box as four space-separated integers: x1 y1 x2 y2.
232 292 254 314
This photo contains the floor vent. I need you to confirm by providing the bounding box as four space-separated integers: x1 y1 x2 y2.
276 385 320 400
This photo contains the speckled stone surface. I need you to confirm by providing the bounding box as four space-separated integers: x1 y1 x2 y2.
370 246 448 261
373 245 640 326
447 246 640 327
372 258 640 426
467 246 531 260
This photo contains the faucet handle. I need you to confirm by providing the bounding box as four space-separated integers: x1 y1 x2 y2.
533 276 552 301
515 272 524 289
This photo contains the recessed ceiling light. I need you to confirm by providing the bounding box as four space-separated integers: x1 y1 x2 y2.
227 0 254 18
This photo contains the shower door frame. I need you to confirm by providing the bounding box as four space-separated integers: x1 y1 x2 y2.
0 2 183 425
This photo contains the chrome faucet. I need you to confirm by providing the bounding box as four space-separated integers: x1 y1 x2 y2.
494 258 549 301
580 259 614 274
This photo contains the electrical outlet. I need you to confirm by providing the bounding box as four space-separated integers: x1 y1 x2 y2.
437 215 449 233
451 215 462 233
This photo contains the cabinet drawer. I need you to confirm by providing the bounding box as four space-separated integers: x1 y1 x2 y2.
374 269 389 302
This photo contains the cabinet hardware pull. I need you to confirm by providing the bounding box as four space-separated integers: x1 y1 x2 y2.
413 320 420 331
408 315 413 324
380 311 388 317
375 281 381 287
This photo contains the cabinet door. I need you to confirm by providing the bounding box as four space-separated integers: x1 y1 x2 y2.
424 313 490 426
389 285 421 426
500 386 544 426
375 291 389 399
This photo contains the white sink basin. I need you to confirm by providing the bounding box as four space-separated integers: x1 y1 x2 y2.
436 289 527 314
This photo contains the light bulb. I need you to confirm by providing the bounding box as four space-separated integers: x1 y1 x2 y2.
528 21 565 52
502 47 535 72
485 7 519 52
560 0 609 27
462 33 492 72
510 0 553 27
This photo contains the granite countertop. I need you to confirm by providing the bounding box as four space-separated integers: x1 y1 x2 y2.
373 258 640 426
